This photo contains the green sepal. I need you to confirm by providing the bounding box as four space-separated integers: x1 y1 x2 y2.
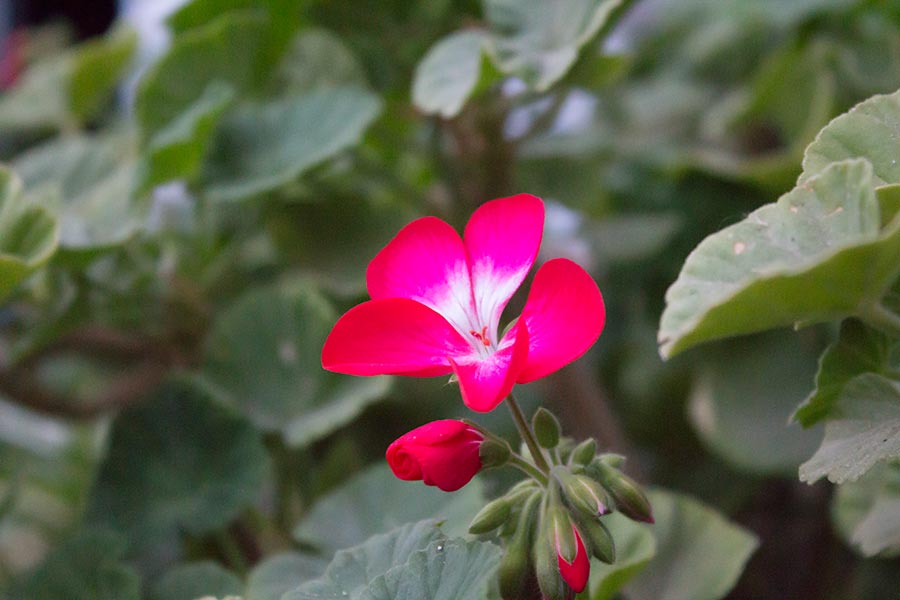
570 438 597 466
588 461 655 524
469 496 513 535
532 407 561 449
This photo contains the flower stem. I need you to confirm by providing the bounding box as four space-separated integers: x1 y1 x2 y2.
505 393 551 474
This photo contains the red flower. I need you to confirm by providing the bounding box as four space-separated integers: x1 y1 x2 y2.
557 525 590 593
385 420 484 492
322 194 605 412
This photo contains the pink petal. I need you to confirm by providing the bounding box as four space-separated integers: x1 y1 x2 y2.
367 216 477 336
386 420 484 492
558 526 590 593
465 194 544 339
322 298 471 376
516 258 605 383
449 323 529 412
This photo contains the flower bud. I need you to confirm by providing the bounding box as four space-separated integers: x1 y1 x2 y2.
499 491 541 600
478 439 511 469
532 407 561 449
554 467 611 519
578 517 616 564
469 496 512 535
598 452 626 469
570 438 597 466
588 461 654 524
386 420 483 492
536 499 590 597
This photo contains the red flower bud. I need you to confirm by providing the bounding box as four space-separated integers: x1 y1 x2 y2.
557 525 590 593
385 420 484 492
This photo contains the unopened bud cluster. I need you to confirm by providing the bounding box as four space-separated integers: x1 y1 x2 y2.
465 408 653 600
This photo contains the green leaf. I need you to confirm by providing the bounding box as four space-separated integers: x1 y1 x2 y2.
588 512 656 600
794 319 899 427
20 529 140 600
688 331 823 475
276 28 368 94
622 489 758 600
412 30 488 118
832 461 900 556
68 26 138 124
658 159 900 358
483 0 623 91
799 374 900 484
152 562 244 600
86 380 270 551
292 462 485 556
360 538 502 600
202 283 391 447
136 81 236 195
201 86 382 202
284 520 444 600
246 553 328 600
801 88 900 185
0 167 58 300
135 12 269 143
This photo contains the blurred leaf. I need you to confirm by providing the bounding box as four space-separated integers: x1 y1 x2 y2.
483 0 624 91
20 529 140 600
832 461 900 556
794 319 899 427
202 283 391 447
800 374 900 484
361 538 502 600
152 562 244 600
246 553 328 600
202 87 382 202
412 30 488 118
12 133 142 250
135 12 269 143
68 26 137 124
136 81 235 195
622 489 758 600
588 512 656 600
688 331 823 475
276 28 368 94
86 381 270 551
293 462 485 556
0 167 58 300
802 88 900 185
658 159 900 358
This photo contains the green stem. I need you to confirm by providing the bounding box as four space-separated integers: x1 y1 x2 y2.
510 454 549 485
505 393 551 473
859 301 900 339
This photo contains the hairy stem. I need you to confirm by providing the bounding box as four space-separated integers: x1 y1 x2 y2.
505 393 551 473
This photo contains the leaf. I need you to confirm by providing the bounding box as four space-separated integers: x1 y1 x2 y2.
135 12 269 143
202 283 391 447
68 26 138 124
152 562 244 600
622 489 758 600
284 520 444 600
688 331 823 475
799 374 900 484
412 30 488 118
20 529 141 600
86 380 270 552
483 0 624 91
292 462 485 556
359 538 502 600
658 159 900 358
801 88 900 185
276 28 368 94
588 512 656 600
201 86 382 202
794 319 899 427
832 461 900 556
136 81 236 195
246 553 328 600
0 167 58 300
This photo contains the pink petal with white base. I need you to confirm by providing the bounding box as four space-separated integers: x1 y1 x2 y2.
516 258 605 383
465 194 544 337
322 298 470 376
367 216 476 335
450 324 529 412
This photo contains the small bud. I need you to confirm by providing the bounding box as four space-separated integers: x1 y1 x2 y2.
499 492 541 600
534 518 569 600
469 496 512 534
554 467 611 519
532 407 561 449
598 452 626 469
571 438 597 466
589 461 654 524
546 497 577 563
479 439 511 468
579 517 616 564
